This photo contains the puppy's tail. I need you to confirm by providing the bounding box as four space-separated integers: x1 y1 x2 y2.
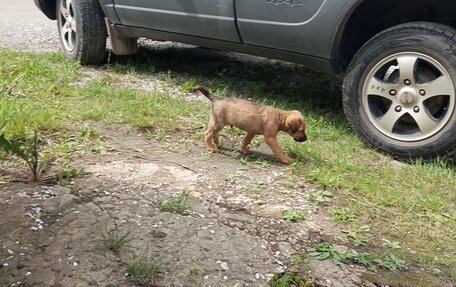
190 86 216 101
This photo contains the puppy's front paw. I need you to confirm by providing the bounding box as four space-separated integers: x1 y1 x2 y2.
279 156 292 165
207 147 219 153
240 147 250 155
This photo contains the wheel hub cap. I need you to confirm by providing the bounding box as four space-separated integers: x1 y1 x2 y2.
362 52 455 142
399 88 416 105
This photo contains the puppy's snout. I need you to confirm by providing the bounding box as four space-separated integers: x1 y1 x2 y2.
295 134 307 142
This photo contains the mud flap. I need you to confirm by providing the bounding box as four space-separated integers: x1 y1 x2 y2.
105 18 138 55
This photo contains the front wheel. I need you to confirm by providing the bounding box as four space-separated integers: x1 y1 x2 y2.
343 22 456 157
56 0 107 65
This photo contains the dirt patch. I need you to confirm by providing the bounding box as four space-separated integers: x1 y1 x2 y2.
1 124 380 287
2 125 447 287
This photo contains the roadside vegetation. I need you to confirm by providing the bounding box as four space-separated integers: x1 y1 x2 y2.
0 47 454 283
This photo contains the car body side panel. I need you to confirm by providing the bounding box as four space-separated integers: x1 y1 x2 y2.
235 0 352 59
112 0 240 42
100 0 120 23
114 24 334 73
33 0 364 73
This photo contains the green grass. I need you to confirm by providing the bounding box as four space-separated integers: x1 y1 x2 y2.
269 272 315 287
100 228 134 253
309 242 406 272
188 267 204 287
282 208 305 222
328 207 354 223
157 191 191 213
55 168 89 182
1 48 455 281
126 251 165 286
0 49 205 138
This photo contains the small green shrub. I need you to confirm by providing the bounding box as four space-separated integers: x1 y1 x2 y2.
0 130 45 182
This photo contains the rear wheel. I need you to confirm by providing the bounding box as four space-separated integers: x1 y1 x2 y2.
343 22 456 157
56 0 107 65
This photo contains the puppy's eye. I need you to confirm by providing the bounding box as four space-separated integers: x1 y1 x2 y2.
290 126 299 134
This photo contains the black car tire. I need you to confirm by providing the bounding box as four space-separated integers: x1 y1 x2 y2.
343 22 456 157
56 0 107 65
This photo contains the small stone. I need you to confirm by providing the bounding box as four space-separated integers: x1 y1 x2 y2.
16 263 25 269
7 249 14 254
220 262 229 271
25 272 31 276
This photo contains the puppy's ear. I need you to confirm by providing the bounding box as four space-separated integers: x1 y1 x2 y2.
286 115 300 134
290 122 299 134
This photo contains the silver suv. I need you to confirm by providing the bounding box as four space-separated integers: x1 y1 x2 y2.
35 0 456 158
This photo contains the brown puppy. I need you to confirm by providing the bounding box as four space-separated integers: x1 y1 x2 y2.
192 86 307 164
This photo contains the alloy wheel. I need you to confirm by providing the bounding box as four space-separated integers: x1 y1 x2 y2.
58 0 77 52
362 52 455 141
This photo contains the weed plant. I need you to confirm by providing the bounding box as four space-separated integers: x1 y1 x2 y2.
126 251 165 286
0 130 45 181
282 209 305 222
100 228 134 253
157 191 190 213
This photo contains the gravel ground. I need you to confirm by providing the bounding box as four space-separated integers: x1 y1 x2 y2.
0 0 60 52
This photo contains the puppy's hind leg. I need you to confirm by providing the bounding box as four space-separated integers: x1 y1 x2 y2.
204 116 223 153
204 129 219 153
240 132 255 155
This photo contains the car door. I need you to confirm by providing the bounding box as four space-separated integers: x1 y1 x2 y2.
112 0 240 42
235 0 347 59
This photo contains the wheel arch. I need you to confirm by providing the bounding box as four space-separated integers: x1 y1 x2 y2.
34 0 57 20
331 0 456 73
35 0 113 21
